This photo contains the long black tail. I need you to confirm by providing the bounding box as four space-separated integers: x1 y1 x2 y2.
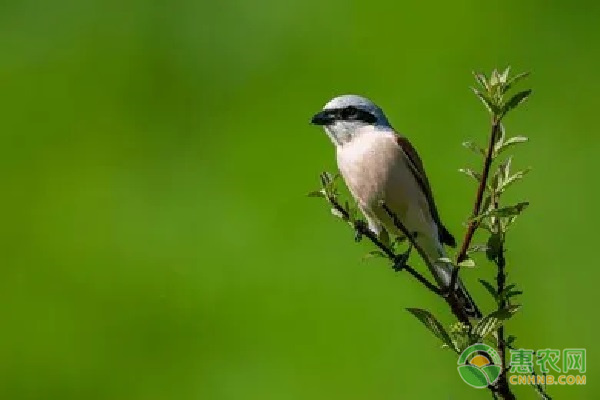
455 280 482 318
431 257 482 319
424 240 482 319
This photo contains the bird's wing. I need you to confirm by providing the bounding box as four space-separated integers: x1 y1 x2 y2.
395 135 456 247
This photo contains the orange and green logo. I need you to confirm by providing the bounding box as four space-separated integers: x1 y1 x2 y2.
457 343 502 388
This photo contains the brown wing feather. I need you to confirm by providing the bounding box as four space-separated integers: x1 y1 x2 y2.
395 135 456 247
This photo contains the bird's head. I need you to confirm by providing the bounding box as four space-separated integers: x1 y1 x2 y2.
311 94 392 146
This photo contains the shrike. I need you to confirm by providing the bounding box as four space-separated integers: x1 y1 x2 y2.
311 94 480 318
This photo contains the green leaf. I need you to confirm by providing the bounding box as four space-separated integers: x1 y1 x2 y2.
319 172 341 197
489 69 500 87
504 284 517 292
499 66 511 84
506 334 517 347
378 229 391 248
473 316 502 340
462 141 486 156
479 279 499 301
503 156 513 180
448 322 472 353
363 250 386 261
491 157 512 191
496 304 521 318
406 308 457 352
502 215 519 231
331 207 345 219
347 204 359 223
495 136 529 156
479 218 495 234
319 172 333 187
504 290 523 299
499 284 522 299
472 202 530 223
473 305 521 339
490 202 529 218
343 200 358 223
505 71 530 92
458 168 482 182
307 190 326 198
493 157 512 191
502 135 529 147
458 258 476 268
500 168 531 192
472 88 499 114
486 232 503 261
480 194 492 214
491 122 506 151
467 244 489 254
473 71 489 91
503 89 532 115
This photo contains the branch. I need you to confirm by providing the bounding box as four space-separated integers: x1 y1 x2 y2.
312 68 536 400
490 176 516 399
327 197 442 297
456 68 534 399
504 342 553 399
458 116 500 260
381 203 473 325
493 240 515 400
530 370 553 400
450 116 501 292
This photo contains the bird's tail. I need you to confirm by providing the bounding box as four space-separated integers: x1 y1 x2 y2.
451 274 482 319
418 236 482 319
431 257 482 319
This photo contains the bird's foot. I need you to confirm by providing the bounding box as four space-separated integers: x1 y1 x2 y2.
353 220 368 242
392 246 412 272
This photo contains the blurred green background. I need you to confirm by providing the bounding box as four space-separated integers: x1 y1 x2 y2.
1 1 597 399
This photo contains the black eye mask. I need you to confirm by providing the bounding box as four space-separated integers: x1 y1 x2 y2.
311 106 378 126
336 106 378 124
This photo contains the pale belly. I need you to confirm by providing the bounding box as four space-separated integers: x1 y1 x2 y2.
336 130 435 241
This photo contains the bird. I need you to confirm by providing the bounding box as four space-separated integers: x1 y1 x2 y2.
311 94 480 318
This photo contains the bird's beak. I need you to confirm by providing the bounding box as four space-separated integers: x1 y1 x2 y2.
311 110 334 126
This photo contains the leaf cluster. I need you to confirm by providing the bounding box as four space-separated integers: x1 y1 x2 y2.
472 67 531 120
309 172 409 253
407 305 520 353
461 69 532 263
308 68 543 399
410 68 532 356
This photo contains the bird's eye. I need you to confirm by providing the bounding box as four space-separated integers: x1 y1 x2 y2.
341 106 359 120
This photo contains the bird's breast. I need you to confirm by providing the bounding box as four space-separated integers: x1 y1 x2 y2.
336 131 400 209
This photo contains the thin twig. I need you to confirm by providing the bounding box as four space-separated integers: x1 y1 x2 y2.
530 370 553 400
490 180 515 400
450 116 501 292
380 203 437 281
457 116 501 261
504 342 553 399
450 113 516 399
494 242 515 399
380 202 472 325
327 197 442 296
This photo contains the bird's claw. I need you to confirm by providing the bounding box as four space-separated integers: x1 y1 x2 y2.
354 220 367 242
393 246 412 271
